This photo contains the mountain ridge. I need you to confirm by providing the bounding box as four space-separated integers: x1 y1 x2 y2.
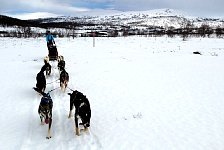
31 9 224 28
1 9 224 37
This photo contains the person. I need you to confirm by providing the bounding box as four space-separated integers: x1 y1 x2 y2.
46 31 55 48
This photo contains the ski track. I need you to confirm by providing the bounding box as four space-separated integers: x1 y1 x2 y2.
21 59 102 150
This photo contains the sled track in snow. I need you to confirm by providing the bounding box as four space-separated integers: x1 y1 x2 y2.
21 60 102 150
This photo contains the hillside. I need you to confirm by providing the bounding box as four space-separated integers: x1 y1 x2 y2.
33 9 224 28
1 9 224 37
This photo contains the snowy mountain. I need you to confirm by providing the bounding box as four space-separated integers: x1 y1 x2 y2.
1 9 224 37
34 9 224 29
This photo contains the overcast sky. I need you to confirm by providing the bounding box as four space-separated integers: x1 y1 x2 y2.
1 0 224 19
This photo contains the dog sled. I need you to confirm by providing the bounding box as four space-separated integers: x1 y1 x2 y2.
48 44 58 61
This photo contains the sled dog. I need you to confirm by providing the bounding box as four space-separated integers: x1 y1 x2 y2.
68 90 91 136
59 68 69 92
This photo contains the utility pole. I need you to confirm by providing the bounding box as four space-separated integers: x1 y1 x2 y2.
92 31 96 47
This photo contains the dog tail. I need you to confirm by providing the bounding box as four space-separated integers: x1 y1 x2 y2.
33 87 45 95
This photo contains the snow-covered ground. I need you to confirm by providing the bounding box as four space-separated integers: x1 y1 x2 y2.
0 36 224 150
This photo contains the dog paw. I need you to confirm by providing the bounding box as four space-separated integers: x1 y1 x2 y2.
75 127 80 136
80 128 89 134
76 131 80 136
75 132 80 136
84 128 88 132
46 136 52 139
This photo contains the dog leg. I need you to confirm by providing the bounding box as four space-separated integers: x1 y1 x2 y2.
62 81 66 92
62 84 65 92
40 116 44 125
75 114 80 136
64 81 68 92
41 120 44 125
42 86 46 93
46 119 52 139
60 82 64 92
68 111 72 118
63 85 65 92
84 127 88 132
75 127 80 136
46 70 50 78
68 100 73 118
38 107 44 125
60 82 62 91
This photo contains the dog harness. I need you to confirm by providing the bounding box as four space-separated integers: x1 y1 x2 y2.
39 93 53 122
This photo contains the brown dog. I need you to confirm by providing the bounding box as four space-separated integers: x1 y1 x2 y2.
60 68 69 92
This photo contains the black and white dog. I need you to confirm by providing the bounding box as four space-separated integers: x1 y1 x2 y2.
60 68 69 92
57 55 65 74
68 90 91 136
41 56 51 77
33 89 53 139
35 68 46 92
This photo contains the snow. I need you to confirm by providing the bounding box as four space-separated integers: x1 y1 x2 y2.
50 9 224 29
99 8 187 18
0 36 224 150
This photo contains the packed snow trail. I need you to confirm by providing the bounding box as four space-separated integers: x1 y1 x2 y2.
21 59 102 150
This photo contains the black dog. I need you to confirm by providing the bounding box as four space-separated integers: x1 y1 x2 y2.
41 60 51 77
36 68 46 92
68 90 91 136
33 88 53 139
60 68 69 92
